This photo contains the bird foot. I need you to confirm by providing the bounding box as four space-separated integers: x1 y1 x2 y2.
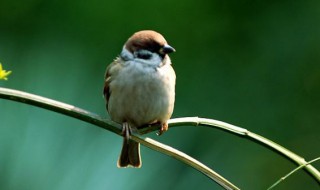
157 123 168 136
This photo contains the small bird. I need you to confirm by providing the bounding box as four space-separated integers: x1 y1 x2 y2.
103 30 176 168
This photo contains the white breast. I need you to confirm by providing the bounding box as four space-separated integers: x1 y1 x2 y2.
108 56 176 127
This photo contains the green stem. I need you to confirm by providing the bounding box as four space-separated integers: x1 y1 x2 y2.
141 117 320 183
1 87 320 186
268 157 320 189
132 135 239 190
165 117 320 184
0 87 239 190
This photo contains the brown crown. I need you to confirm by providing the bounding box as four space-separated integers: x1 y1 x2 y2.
125 30 168 53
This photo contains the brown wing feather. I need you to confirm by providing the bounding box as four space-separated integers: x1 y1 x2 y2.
103 58 122 111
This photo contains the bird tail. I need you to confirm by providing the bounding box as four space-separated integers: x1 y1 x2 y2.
117 138 141 168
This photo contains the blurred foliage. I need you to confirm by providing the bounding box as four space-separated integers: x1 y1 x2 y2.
0 0 320 189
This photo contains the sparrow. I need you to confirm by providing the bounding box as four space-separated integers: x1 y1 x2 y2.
103 30 176 168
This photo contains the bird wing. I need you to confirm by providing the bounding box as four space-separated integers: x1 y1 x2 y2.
103 57 122 111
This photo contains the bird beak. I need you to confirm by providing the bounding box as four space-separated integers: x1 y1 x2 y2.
159 44 176 54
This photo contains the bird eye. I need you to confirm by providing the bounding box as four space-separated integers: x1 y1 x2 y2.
135 50 152 60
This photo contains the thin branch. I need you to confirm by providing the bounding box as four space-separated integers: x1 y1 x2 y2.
0 87 239 190
268 157 320 190
132 136 238 190
141 117 320 184
1 87 320 186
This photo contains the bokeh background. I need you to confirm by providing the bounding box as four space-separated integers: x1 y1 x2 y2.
1 0 320 189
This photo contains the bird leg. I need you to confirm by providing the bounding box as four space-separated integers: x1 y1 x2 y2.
122 122 131 144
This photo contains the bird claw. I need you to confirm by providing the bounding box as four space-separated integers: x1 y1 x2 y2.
157 123 168 136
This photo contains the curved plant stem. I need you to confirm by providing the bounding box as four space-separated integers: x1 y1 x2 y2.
1 87 320 186
140 118 320 184
0 87 239 190
131 136 238 189
268 157 320 190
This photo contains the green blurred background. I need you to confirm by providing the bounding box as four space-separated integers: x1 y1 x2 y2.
1 0 319 189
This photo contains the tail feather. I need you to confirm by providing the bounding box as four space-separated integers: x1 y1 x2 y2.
118 138 141 168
